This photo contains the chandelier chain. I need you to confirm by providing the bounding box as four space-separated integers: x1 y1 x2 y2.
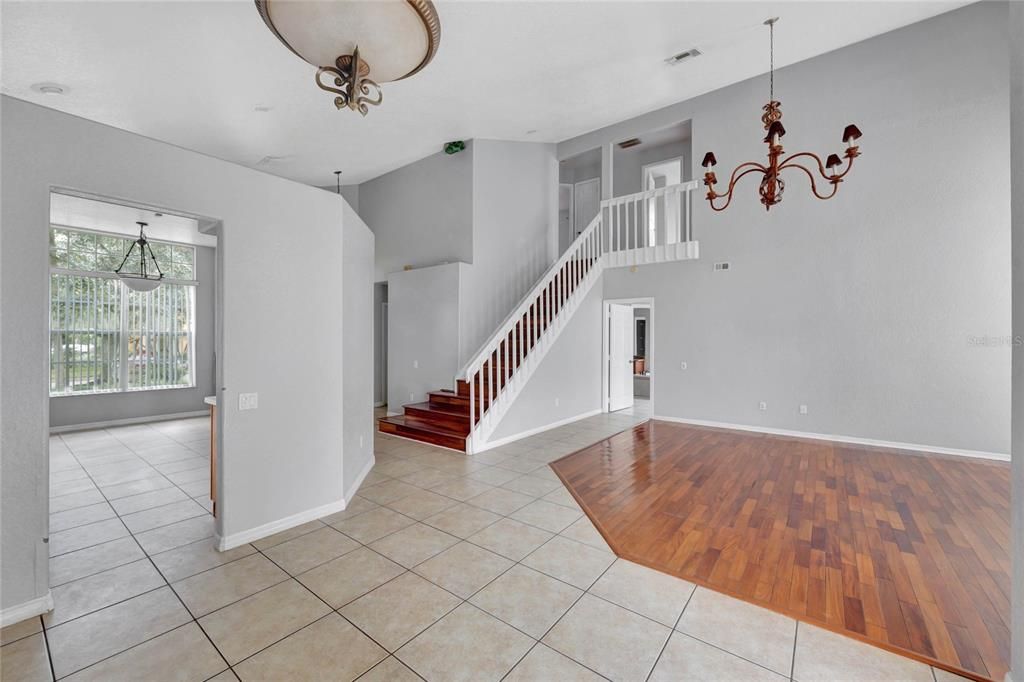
769 19 774 103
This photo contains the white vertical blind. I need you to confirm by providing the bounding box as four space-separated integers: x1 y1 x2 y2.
49 226 197 396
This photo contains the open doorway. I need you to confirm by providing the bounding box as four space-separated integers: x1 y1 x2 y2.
46 190 223 589
558 147 602 255
603 298 653 418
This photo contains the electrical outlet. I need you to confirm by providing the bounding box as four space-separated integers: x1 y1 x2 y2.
799 404 808 415
759 401 767 411
680 361 688 370
359 435 364 448
410 393 414 401
239 393 258 410
413 360 419 369
555 397 560 407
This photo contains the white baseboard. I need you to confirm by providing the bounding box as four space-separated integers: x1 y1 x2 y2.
474 408 603 453
373 401 386 408
50 410 208 434
1004 672 1014 682
216 456 377 552
217 497 348 552
652 415 1010 462
344 455 376 501
0 592 53 627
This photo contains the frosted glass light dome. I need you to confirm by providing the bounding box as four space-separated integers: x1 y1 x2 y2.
256 0 440 83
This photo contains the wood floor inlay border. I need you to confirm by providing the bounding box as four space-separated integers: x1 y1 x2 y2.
550 420 1010 682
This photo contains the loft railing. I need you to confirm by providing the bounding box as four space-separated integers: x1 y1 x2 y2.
461 179 699 451
603 179 699 254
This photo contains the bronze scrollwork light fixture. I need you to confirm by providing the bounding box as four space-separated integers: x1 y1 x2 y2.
255 0 440 116
701 18 862 211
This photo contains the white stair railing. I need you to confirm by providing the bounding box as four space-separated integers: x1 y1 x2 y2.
461 213 604 450
461 179 700 452
603 180 700 266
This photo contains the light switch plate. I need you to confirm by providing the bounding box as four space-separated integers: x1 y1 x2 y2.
239 393 258 410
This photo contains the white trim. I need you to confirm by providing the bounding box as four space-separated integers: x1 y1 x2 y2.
1004 673 1013 682
217 497 348 552
344 455 376 502
603 297 655 415
216 455 377 551
49 410 208 434
0 592 53 627
373 401 386 408
472 408 602 453
651 415 1010 462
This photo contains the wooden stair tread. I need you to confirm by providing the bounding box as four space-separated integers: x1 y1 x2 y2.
377 414 467 451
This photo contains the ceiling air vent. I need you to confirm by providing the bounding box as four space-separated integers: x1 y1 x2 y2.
667 48 702 65
714 262 731 271
617 138 642 150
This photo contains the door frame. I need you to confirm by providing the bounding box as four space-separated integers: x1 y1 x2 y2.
602 297 655 414
573 177 601 238
558 182 575 255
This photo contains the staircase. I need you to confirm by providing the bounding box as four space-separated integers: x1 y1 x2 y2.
378 180 700 453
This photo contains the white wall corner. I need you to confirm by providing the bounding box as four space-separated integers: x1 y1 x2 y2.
344 455 376 503
0 592 53 627
216 498 346 552
651 415 1011 462
216 455 377 552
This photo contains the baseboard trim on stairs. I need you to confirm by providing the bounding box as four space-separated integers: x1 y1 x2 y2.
652 415 1010 462
1 592 53 627
472 408 602 453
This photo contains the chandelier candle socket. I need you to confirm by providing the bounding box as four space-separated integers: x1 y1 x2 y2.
255 0 440 116
702 18 862 211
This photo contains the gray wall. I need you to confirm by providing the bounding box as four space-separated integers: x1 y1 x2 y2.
387 263 465 410
489 281 604 442
358 145 473 282
49 244 217 429
612 138 692 197
461 140 558 365
1010 1 1023 677
553 3 1013 456
1 96 373 614
341 201 375 496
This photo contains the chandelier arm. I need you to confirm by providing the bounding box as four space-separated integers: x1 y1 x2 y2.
707 166 769 210
783 162 840 201
778 152 830 178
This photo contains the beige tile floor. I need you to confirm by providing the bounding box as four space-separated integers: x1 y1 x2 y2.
1 401 969 681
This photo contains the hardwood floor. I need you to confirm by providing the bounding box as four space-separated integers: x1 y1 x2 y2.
551 420 1011 681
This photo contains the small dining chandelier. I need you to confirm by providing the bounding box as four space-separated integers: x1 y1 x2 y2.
255 0 440 116
115 222 164 292
701 18 862 212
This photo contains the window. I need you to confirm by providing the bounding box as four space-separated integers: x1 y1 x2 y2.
49 226 197 396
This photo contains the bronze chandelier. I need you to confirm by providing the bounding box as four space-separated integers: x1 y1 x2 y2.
701 18 862 212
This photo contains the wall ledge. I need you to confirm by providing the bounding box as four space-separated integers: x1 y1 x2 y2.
0 592 53 628
652 415 1010 462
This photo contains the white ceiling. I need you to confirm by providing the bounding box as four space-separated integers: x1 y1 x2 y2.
50 192 216 247
2 1 967 186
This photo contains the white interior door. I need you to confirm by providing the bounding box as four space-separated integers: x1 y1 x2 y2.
608 303 634 412
574 178 600 237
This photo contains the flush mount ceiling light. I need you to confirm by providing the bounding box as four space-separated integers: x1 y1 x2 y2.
701 18 862 211
255 0 440 116
115 222 164 292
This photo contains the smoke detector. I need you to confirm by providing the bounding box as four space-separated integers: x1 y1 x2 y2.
666 48 702 65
